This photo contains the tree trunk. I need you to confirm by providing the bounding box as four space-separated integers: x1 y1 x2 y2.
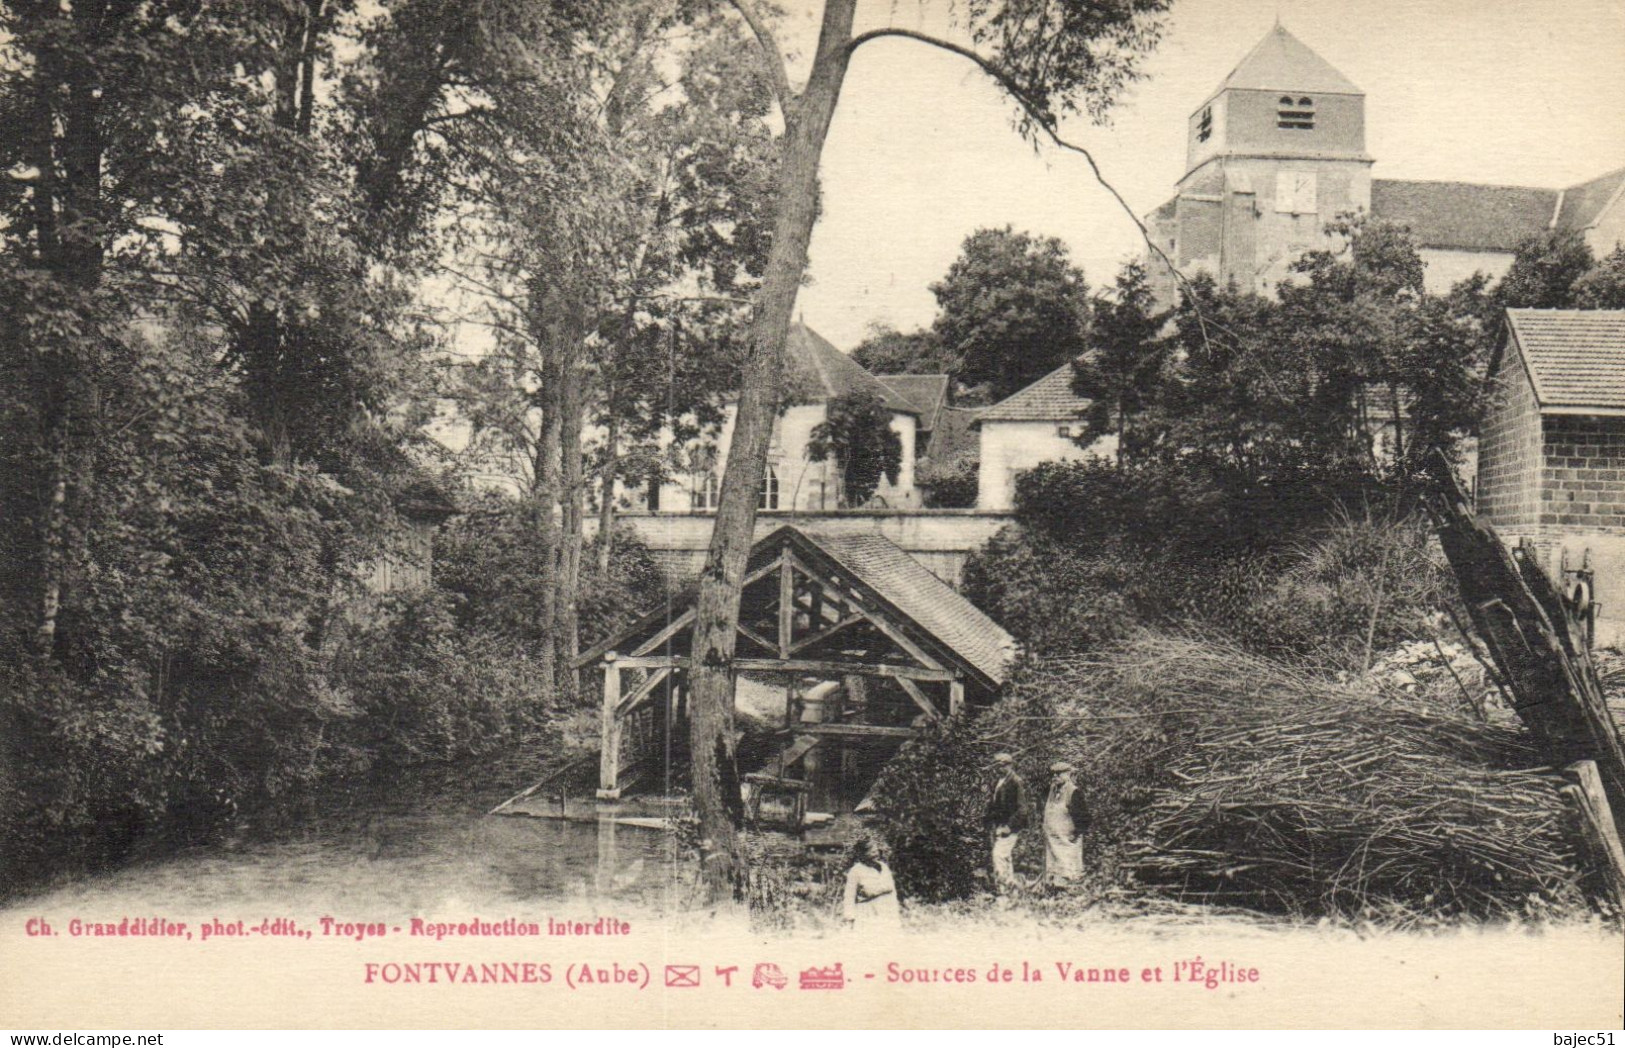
33 3 107 662
532 341 562 709
597 412 620 576
686 0 858 902
558 329 586 706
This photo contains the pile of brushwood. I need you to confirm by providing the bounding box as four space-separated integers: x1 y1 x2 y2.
877 632 1597 923
1075 635 1589 921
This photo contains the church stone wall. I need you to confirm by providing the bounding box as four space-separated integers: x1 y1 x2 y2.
1220 89 1365 158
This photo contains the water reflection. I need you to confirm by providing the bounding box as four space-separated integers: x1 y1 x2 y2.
2 752 691 922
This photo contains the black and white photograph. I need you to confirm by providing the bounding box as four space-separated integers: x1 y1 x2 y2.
1 0 1623 1032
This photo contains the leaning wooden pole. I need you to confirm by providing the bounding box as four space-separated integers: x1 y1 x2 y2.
1427 453 1625 829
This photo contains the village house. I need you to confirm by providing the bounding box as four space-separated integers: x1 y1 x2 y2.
970 363 1113 511
640 323 939 512
1144 24 1625 303
1476 309 1625 645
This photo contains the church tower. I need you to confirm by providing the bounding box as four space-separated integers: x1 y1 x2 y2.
1147 25 1373 299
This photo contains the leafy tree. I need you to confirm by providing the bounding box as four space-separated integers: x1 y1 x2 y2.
1072 261 1170 464
1573 246 1625 309
806 391 903 507
850 323 951 376
686 0 1170 899
1495 228 1595 310
931 226 1092 401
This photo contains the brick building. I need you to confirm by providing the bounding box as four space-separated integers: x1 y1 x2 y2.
1476 309 1625 643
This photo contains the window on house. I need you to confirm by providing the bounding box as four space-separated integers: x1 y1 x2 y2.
1278 95 1314 130
1057 423 1074 438
1196 106 1213 142
759 465 780 511
691 472 719 511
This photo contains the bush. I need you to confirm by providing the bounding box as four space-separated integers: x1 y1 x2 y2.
961 526 1141 655
338 589 545 766
917 456 978 508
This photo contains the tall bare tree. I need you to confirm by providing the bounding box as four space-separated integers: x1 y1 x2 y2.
689 0 1172 899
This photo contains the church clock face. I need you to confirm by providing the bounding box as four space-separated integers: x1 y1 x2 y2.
1276 171 1318 214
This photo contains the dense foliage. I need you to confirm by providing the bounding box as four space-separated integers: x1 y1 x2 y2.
931 227 1093 402
805 391 904 508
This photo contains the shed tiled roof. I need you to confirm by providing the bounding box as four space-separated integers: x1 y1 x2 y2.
784 324 917 414
1506 309 1625 412
924 406 979 464
1556 167 1625 233
792 527 1016 686
877 374 950 431
973 362 1090 424
1218 24 1361 96
1371 179 1557 253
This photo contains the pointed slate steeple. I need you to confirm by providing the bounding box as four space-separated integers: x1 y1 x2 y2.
1218 23 1361 96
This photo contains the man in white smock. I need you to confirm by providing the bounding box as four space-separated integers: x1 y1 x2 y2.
1043 761 1088 885
841 838 901 929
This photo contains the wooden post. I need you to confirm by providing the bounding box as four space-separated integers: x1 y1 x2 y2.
949 679 965 717
598 652 622 800
778 555 795 657
1563 760 1625 923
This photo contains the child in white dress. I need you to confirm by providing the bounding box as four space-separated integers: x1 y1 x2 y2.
841 838 901 929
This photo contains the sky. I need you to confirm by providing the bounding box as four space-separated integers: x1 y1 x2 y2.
781 0 1625 349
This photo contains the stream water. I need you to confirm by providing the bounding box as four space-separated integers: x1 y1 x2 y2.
0 742 689 923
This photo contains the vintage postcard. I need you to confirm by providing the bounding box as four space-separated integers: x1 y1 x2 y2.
2 0 1623 1031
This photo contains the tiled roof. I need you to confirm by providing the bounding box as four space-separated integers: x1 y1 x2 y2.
877 374 950 431
1371 179 1557 253
1506 309 1625 411
784 323 917 414
924 406 979 464
1218 24 1361 95
792 527 1016 686
972 362 1090 424
1557 167 1625 233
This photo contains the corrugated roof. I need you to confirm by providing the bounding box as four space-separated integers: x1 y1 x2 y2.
1506 309 1625 411
973 362 1090 424
877 374 949 431
1371 179 1557 253
1557 167 1625 232
1218 24 1361 96
793 527 1016 686
784 323 917 414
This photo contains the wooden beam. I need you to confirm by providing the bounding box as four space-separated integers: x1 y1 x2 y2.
786 550 944 670
737 621 777 655
630 555 784 657
896 677 942 722
732 657 957 681
597 655 622 800
612 654 683 670
615 667 671 718
1563 760 1625 924
778 554 795 658
949 679 966 717
787 611 865 655
631 608 694 657
795 722 916 739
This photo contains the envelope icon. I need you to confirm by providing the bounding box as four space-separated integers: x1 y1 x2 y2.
665 964 700 988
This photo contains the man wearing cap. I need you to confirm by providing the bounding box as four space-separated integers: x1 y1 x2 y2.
983 753 1028 893
1043 761 1089 886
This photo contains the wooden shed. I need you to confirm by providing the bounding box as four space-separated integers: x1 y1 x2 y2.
573 524 1017 810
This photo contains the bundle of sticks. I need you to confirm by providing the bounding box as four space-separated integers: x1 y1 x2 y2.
1029 635 1587 920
